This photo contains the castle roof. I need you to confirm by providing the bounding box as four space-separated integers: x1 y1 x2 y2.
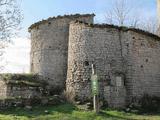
71 20 160 40
28 13 95 31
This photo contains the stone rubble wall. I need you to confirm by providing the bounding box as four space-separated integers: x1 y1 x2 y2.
6 84 42 98
104 86 126 108
66 22 160 108
66 22 126 108
0 81 7 98
121 31 160 103
28 14 160 108
30 15 94 92
0 81 43 99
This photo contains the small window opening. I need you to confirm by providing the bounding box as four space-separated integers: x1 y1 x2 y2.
140 65 143 68
84 61 89 66
48 22 51 25
124 79 126 86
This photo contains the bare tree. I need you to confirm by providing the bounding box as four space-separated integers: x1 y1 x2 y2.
140 17 158 34
0 0 22 71
106 10 114 25
105 0 158 34
106 0 131 26
128 13 141 28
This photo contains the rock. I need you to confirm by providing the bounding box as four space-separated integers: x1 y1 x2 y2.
86 102 92 106
41 98 48 105
25 105 32 110
86 102 93 110
76 101 81 105
44 110 49 114
125 108 130 112
77 104 90 111
54 95 59 97
60 99 65 103
130 109 138 113
14 101 23 107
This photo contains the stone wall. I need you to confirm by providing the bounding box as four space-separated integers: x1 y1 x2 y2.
0 81 43 99
66 22 126 108
6 84 42 98
66 21 160 108
0 81 7 98
0 74 47 99
121 31 160 104
29 14 94 92
28 14 160 108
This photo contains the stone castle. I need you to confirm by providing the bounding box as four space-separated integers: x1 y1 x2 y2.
0 2 160 109
28 13 160 108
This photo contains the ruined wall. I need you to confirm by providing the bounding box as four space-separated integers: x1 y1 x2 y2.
121 30 160 103
0 81 7 98
66 22 126 108
29 14 94 91
28 13 160 108
6 84 42 98
0 74 47 99
0 81 42 99
66 21 160 108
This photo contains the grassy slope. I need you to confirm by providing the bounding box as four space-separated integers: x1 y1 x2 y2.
0 103 159 120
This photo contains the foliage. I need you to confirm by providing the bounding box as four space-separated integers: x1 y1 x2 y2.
126 94 160 114
106 0 130 26
0 0 22 42
139 94 160 113
105 0 158 34
0 0 22 71
1 73 37 81
0 103 159 120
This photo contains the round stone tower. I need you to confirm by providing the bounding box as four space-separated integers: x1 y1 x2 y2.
28 14 94 92
66 21 126 107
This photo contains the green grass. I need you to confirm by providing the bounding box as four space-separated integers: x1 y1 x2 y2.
0 103 159 120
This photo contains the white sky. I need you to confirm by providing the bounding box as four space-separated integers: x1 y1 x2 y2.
1 38 30 73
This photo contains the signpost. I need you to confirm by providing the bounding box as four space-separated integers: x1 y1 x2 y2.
91 75 98 96
91 64 99 114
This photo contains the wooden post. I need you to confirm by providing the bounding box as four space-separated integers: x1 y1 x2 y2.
91 64 99 114
92 64 95 75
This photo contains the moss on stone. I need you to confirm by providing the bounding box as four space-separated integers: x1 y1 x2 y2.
0 74 48 87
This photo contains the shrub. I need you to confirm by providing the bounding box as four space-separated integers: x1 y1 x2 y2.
139 94 160 113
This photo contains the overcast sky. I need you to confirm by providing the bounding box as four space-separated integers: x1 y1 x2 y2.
2 0 157 73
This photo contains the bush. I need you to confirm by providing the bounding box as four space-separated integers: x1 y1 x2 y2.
139 94 160 113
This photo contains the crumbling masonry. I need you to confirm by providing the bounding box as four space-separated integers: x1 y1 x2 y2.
28 14 160 108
